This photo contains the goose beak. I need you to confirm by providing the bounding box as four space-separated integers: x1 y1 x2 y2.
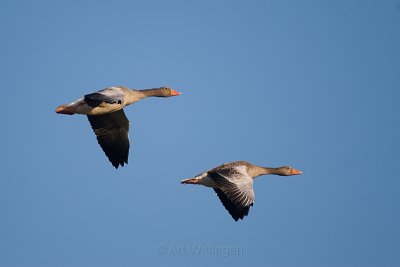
170 89 182 96
291 168 302 175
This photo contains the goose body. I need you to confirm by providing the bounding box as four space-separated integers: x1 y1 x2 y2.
55 86 181 168
181 161 302 221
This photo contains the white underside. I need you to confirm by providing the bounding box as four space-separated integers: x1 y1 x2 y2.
68 98 124 115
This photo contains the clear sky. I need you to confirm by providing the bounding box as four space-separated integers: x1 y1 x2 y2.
1 0 399 266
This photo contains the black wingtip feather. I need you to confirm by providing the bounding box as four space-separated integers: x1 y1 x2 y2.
87 111 130 169
214 188 252 221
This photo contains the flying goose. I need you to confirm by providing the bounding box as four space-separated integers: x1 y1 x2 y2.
181 161 302 221
55 86 181 168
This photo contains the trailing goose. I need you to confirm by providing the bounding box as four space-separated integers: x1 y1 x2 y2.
181 161 302 221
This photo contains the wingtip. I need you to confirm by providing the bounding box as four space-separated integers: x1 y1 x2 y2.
111 162 128 169
112 163 119 169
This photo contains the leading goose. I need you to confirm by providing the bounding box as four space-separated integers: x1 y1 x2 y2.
181 161 302 221
55 86 181 168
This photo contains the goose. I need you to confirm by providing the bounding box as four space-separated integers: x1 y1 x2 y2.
55 86 181 168
181 161 302 221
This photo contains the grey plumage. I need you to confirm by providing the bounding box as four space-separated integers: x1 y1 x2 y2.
84 87 125 107
208 164 255 221
181 161 302 221
56 86 181 168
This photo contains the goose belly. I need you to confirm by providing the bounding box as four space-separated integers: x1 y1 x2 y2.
70 98 123 115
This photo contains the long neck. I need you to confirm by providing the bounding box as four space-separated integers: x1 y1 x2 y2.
125 88 162 104
248 165 280 178
138 88 166 97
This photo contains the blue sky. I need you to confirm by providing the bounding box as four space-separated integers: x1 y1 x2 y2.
1 0 400 266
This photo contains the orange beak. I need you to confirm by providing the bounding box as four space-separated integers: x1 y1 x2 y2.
291 168 302 175
170 89 182 96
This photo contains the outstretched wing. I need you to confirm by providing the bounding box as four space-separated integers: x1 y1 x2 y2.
84 87 125 107
87 109 130 168
209 165 255 221
213 188 253 221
